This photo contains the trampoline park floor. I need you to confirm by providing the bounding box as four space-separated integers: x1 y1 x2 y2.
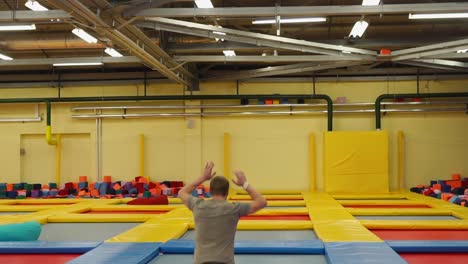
0 192 467 264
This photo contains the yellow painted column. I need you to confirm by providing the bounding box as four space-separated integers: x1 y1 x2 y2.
139 134 146 180
55 134 62 186
309 133 316 191
397 131 405 191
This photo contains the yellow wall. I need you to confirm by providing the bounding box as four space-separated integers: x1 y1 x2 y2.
0 80 467 191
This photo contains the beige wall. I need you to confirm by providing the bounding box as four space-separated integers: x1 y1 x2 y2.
0 80 467 191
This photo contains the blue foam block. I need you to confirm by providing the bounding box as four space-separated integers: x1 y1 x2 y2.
387 240 468 253
325 242 406 264
0 221 41 241
161 240 325 254
68 242 161 264
0 241 100 254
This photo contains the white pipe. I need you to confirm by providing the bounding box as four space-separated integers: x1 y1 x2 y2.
96 110 102 181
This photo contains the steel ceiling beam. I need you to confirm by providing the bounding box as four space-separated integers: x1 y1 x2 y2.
132 3 468 18
392 38 468 61
206 61 372 80
49 0 191 87
413 59 468 69
0 10 71 22
174 55 363 62
123 0 193 17
397 61 463 71
138 18 377 57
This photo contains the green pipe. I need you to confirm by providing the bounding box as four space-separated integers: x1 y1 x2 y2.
375 92 468 130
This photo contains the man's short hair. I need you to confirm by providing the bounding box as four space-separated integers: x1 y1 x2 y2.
210 176 229 197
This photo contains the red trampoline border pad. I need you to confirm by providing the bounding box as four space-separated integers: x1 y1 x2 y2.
0 254 81 264
400 253 468 264
372 229 468 240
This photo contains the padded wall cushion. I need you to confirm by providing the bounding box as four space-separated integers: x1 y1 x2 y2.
0 221 41 241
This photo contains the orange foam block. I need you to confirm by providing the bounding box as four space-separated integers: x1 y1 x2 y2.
433 184 442 190
442 193 454 201
103 176 112 183
452 174 461 180
90 189 99 197
113 183 121 191
446 180 462 189
79 176 88 182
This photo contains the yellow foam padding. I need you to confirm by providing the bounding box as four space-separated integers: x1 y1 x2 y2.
168 198 182 204
263 201 306 207
339 200 428 206
0 205 43 212
452 209 468 220
405 192 465 209
307 200 343 208
314 220 382 242
0 215 48 225
308 208 356 221
107 223 189 243
347 208 453 216
324 131 389 193
0 201 17 205
361 220 468 229
302 192 337 201
230 195 303 200
237 220 313 230
1 205 69 211
252 208 309 216
89 205 183 212
47 213 154 223
236 190 303 195
14 199 79 205
332 194 407 200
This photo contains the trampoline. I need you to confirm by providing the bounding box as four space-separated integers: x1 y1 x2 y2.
372 229 468 240
39 223 140 242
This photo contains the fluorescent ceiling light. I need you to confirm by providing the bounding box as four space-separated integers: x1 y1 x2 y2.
349 21 369 38
25 0 48 11
362 0 380 6
409 13 468 19
0 53 13 60
104 48 123 57
72 28 98 44
457 49 468 53
223 50 236 56
195 0 213 8
342 50 352 54
252 17 326 24
53 62 103 67
0 24 36 31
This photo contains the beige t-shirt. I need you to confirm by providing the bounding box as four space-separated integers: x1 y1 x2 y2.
188 197 251 264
